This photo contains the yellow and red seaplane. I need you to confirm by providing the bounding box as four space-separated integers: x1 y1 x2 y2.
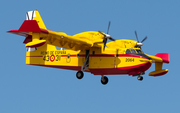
8 10 169 85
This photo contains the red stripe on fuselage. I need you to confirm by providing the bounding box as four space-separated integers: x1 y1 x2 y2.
26 56 43 57
60 54 147 59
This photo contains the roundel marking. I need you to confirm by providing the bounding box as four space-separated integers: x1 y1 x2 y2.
50 55 55 62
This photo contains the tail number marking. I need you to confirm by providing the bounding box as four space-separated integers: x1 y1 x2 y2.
125 58 134 62
43 55 61 62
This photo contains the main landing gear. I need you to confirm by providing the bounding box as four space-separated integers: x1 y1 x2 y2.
76 50 89 80
101 75 108 85
137 76 143 81
76 70 109 85
76 71 84 79
76 50 109 85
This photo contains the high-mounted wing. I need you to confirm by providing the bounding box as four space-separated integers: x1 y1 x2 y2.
8 10 104 51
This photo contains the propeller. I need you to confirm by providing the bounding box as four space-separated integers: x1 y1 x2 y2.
134 31 147 49
99 21 115 50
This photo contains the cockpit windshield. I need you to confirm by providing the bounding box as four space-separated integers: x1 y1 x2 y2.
126 49 137 54
126 49 131 54
125 49 151 59
125 49 143 54
136 49 143 54
131 49 137 54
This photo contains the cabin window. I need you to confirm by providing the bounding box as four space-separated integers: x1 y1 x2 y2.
27 47 37 51
92 51 95 55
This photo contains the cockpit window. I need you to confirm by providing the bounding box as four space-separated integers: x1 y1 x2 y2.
126 49 131 54
136 49 143 54
130 49 136 54
126 49 137 54
125 49 151 59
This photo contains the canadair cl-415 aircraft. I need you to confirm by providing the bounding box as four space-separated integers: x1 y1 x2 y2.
8 10 169 85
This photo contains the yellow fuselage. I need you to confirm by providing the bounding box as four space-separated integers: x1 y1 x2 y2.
26 43 152 76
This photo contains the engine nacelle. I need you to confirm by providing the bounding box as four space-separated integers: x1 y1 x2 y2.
136 42 143 47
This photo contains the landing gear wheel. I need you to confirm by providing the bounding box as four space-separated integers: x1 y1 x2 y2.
76 71 84 79
137 76 143 81
101 76 108 85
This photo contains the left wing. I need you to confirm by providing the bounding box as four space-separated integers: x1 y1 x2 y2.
7 10 104 51
8 20 104 51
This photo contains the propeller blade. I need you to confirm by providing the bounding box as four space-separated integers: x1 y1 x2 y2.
98 31 105 36
134 30 139 42
141 36 147 43
103 38 107 50
109 37 115 41
107 21 111 34
99 21 114 51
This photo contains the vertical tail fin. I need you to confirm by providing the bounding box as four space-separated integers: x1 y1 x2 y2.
26 10 47 29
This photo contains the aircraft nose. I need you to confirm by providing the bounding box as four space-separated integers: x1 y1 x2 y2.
139 54 152 60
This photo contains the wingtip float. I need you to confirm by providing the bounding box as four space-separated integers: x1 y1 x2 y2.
8 10 169 85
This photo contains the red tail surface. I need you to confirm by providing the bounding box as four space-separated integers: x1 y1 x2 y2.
155 53 169 63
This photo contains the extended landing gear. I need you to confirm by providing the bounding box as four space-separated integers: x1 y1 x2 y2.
101 75 108 85
76 71 84 79
76 50 89 80
133 71 144 81
137 76 143 81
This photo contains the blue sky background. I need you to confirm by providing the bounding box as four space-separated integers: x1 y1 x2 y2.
0 0 179 112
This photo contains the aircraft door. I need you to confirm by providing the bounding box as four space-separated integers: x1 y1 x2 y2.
89 49 117 69
115 49 121 68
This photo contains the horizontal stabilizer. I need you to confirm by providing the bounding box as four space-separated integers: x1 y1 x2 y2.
19 20 41 32
26 10 47 29
149 69 168 77
19 20 49 33
25 40 46 47
7 20 48 35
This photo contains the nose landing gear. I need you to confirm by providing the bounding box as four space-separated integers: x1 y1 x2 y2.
137 76 143 81
133 71 145 81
